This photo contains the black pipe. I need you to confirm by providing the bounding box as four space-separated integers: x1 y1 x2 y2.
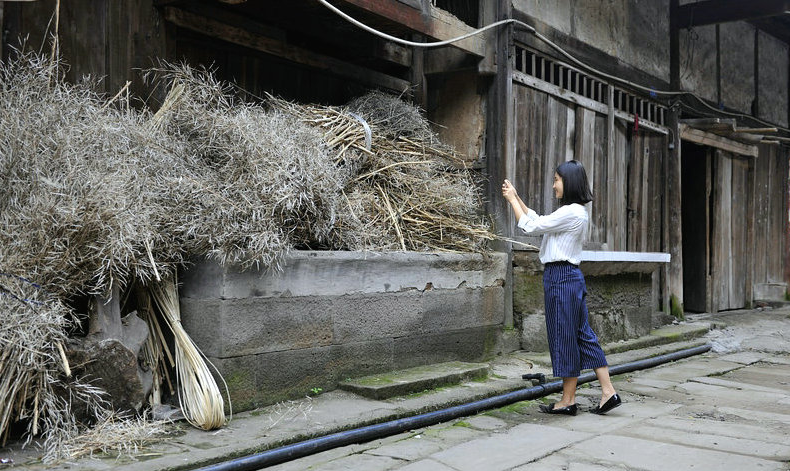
194 343 711 471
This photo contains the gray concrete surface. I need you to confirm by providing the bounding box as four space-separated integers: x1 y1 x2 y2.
2 307 789 470
178 251 509 410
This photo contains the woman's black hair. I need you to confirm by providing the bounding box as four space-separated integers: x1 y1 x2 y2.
556 160 593 206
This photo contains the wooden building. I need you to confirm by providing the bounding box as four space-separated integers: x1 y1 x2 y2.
2 0 788 317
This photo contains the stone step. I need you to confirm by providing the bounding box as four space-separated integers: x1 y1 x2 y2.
603 321 714 355
338 361 489 400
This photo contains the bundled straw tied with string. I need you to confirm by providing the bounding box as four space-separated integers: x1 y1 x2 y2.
271 91 495 253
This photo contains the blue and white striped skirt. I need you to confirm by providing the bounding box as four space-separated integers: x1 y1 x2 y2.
543 262 608 378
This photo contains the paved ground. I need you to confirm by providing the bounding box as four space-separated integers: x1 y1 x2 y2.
263 308 790 471
2 307 789 470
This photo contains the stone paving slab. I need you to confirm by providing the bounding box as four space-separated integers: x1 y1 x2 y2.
397 458 457 471
429 424 592 471
717 351 770 364
562 435 786 471
714 406 790 425
689 375 790 394
675 381 789 407
363 435 446 462
562 402 682 434
512 457 613 471
639 415 790 444
615 422 790 460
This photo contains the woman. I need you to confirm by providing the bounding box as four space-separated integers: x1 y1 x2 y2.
502 160 620 416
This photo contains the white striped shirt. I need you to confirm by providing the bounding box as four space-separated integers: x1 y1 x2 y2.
517 203 588 265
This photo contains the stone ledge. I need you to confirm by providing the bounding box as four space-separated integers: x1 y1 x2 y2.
522 322 714 366
604 322 713 354
338 361 489 400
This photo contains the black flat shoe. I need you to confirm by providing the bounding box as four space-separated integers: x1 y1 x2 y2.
590 394 622 415
539 403 578 416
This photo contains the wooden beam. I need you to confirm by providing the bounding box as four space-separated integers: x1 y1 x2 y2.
162 7 410 93
177 2 413 68
680 124 760 157
424 46 477 74
677 0 790 28
335 0 486 57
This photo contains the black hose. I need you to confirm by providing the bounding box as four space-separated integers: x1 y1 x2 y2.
193 343 711 471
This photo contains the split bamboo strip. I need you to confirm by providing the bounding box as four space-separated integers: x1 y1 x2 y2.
150 276 229 430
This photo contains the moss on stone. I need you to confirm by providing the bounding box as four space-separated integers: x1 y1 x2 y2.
225 370 256 413
513 272 544 314
670 294 685 320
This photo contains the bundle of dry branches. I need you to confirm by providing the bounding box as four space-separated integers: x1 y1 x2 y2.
270 91 494 253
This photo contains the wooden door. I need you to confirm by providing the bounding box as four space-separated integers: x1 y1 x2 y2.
710 150 749 311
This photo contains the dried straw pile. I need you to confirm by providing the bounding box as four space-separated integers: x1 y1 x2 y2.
0 52 493 456
272 91 493 252
0 274 105 448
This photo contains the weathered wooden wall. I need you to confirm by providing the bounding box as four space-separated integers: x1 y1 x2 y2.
683 142 787 313
753 143 788 287
511 82 666 255
3 0 168 100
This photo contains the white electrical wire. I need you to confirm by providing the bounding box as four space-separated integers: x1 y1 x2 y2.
317 0 532 47
317 0 790 135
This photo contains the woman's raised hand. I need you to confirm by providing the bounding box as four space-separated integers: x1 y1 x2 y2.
502 179 518 202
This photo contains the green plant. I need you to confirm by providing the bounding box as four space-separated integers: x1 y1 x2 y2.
310 387 323 395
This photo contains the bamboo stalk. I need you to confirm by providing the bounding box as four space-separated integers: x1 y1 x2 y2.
56 341 71 377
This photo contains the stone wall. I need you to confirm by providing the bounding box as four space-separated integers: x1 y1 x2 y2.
513 252 659 352
179 251 511 411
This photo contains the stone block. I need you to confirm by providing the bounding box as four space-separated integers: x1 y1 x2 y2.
181 251 507 300
179 260 225 300
512 269 543 314
210 339 396 408
179 297 222 357
326 340 396 383
217 297 334 357
332 291 425 344
176 251 510 410
393 326 501 369
520 313 549 351
421 286 505 333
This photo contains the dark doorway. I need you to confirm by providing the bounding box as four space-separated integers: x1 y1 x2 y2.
681 141 709 312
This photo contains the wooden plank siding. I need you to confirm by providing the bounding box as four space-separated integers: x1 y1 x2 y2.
610 122 629 251
752 143 788 286
512 81 665 253
3 0 167 99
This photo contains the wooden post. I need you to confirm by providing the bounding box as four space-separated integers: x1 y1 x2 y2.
667 0 684 316
484 0 513 326
606 84 616 251
409 34 427 109
785 147 790 291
